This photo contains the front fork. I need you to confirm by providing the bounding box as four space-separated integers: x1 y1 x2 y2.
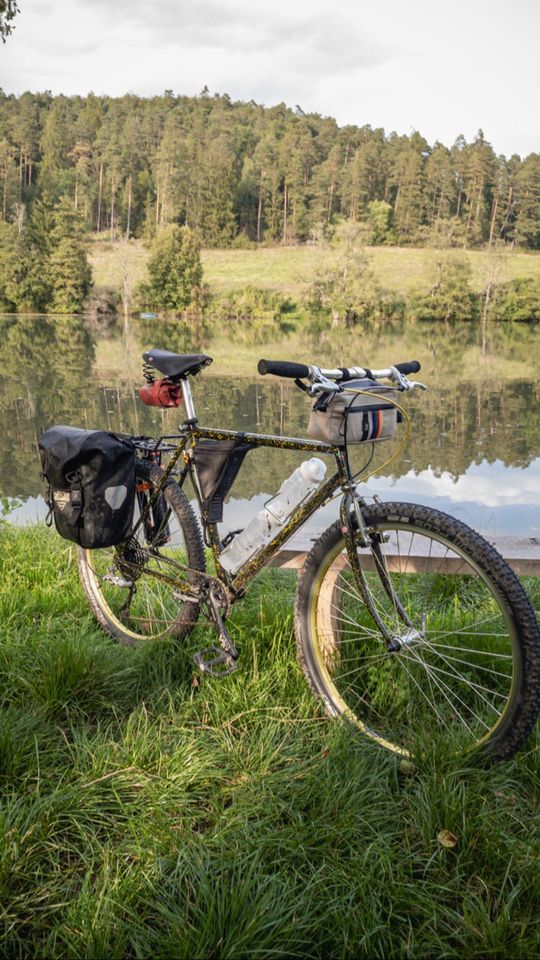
339 491 416 651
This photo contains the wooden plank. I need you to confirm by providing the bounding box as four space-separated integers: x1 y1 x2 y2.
270 529 540 576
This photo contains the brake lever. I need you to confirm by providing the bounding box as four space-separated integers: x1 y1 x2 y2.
308 367 343 396
389 366 427 391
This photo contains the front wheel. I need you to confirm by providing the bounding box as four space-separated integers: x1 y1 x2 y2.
295 502 540 761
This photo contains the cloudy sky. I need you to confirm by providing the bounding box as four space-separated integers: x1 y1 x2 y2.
1 0 538 156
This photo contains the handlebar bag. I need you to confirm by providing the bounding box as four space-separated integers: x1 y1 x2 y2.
192 438 254 523
307 379 399 446
39 426 136 548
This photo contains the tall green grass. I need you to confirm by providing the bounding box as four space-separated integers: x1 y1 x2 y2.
1 526 539 958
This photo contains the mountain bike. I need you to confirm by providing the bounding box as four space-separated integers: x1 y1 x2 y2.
77 349 540 762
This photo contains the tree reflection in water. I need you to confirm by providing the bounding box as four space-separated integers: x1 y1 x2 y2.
0 316 539 533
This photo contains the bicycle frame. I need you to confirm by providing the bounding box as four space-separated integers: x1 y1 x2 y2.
138 377 355 597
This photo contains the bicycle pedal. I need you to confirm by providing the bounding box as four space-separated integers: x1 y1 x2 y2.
193 647 238 678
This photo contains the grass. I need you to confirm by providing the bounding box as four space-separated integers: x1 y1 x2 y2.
88 235 540 300
1 525 539 958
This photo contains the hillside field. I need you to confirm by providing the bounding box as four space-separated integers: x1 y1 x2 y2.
89 237 540 300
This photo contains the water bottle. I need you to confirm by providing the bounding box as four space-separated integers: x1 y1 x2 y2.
219 458 327 574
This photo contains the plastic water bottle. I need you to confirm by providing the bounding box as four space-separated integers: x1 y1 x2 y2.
219 458 327 574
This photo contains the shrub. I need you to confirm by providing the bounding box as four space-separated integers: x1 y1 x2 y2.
208 287 301 343
489 277 540 323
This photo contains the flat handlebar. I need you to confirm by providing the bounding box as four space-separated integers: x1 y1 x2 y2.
257 359 311 379
258 358 421 381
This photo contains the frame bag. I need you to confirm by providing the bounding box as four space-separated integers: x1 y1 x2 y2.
39 426 136 548
192 438 254 523
307 379 399 446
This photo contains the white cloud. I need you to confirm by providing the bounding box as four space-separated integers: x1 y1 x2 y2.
362 459 540 509
1 0 538 155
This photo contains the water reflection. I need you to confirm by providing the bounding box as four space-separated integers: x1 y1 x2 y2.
0 315 539 536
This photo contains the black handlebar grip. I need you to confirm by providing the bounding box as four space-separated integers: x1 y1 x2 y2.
395 360 421 376
258 359 311 379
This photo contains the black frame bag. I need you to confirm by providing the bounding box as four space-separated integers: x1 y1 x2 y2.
192 438 254 523
39 426 136 548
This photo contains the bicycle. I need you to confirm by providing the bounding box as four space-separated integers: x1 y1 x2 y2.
77 349 540 762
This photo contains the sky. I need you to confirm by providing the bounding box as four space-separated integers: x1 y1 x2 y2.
1 0 539 157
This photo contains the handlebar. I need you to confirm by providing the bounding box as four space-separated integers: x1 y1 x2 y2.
258 358 422 383
393 360 421 376
257 359 311 379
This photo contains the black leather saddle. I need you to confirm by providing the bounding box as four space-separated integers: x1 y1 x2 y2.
142 349 213 379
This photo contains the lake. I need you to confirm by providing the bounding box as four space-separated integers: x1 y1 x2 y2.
0 314 539 540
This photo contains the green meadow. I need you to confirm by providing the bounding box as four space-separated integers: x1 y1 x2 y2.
89 237 540 299
1 525 539 958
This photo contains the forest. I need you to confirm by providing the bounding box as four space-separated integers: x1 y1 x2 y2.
1 88 540 249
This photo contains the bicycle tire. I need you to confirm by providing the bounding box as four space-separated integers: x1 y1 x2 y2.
295 502 540 761
78 462 205 646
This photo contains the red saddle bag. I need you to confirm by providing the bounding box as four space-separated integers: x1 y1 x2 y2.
138 378 183 408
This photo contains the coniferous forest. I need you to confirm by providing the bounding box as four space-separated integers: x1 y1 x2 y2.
1 89 540 324
1 89 540 249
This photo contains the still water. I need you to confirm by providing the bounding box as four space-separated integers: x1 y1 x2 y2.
0 314 539 539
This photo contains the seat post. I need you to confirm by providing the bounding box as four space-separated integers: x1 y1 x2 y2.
181 378 197 422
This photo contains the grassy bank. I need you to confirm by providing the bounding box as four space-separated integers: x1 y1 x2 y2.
89 236 540 299
1 526 539 958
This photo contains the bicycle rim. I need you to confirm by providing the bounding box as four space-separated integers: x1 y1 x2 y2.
79 476 203 644
299 507 533 759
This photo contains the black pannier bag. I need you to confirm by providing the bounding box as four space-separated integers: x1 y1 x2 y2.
192 438 254 523
306 379 400 447
39 426 136 548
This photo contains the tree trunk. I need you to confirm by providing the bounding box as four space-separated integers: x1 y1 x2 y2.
327 175 335 223
126 174 132 239
283 182 288 243
481 280 493 358
256 170 264 243
97 161 103 232
110 180 116 243
488 190 499 245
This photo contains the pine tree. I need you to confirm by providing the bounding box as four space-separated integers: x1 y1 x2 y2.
48 198 92 313
2 226 51 311
141 224 203 313
390 136 428 242
462 131 496 245
514 155 540 248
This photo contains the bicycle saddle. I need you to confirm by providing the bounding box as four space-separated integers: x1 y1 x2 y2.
143 349 213 378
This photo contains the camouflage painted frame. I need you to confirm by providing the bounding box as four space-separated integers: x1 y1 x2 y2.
138 423 352 597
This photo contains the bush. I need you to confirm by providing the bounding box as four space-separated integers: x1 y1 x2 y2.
208 287 302 343
489 277 540 323
408 254 479 322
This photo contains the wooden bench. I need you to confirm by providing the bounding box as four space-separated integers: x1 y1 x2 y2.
272 530 540 577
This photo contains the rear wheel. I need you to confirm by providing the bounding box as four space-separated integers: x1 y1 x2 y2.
78 462 205 645
295 502 540 761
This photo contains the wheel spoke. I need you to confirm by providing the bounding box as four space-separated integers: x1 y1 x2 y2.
303 507 531 758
